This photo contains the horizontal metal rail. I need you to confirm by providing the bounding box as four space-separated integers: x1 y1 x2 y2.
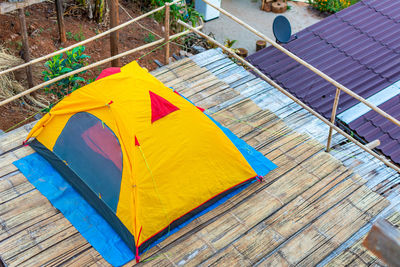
177 19 400 173
201 0 400 129
0 27 202 107
0 0 181 78
0 0 203 107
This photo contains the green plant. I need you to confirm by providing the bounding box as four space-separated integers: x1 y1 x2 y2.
25 11 30 16
73 27 85 42
144 33 156 43
309 0 359 13
182 4 203 27
15 41 22 50
224 39 237 49
66 31 73 40
42 46 90 99
94 0 105 23
151 0 203 28
86 78 96 84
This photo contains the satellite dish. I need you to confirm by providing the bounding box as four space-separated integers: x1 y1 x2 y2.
273 15 292 44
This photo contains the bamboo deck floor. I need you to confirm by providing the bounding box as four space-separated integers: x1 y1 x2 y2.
0 49 396 266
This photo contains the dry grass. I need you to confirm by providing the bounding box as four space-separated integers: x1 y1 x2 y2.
0 46 49 109
0 46 25 100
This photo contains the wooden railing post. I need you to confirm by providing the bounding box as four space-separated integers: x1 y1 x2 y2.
18 8 34 88
55 0 66 43
0 3 176 78
200 0 400 129
326 88 341 152
109 0 120 67
181 20 400 173
164 2 170 65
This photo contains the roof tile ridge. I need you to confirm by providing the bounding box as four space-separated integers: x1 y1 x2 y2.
361 0 400 26
364 117 398 141
310 14 400 86
337 6 400 56
310 29 388 81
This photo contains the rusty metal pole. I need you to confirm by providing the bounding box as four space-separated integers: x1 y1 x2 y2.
164 3 170 65
18 8 34 88
55 0 66 43
326 88 341 152
109 0 120 67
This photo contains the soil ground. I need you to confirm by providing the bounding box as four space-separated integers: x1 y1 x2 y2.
0 0 182 131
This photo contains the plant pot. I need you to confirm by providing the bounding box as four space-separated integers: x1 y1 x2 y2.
272 1 287 13
256 40 266 51
261 0 273 12
236 48 248 58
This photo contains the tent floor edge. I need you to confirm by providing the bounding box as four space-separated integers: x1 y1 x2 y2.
138 176 257 252
29 139 137 254
30 139 258 259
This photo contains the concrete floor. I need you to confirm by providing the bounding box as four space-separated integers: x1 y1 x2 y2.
200 0 323 55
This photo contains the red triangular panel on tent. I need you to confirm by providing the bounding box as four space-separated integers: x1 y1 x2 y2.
149 91 179 123
95 67 121 81
196 106 205 112
135 136 140 146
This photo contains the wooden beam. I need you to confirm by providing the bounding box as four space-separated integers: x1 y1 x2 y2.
0 0 45 14
18 8 34 88
177 19 400 174
0 27 204 107
365 139 380 150
363 219 400 267
164 3 170 65
201 0 400 131
55 0 66 43
326 88 341 152
0 2 177 77
109 0 120 67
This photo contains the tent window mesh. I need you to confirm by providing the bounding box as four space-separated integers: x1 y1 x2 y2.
54 112 123 212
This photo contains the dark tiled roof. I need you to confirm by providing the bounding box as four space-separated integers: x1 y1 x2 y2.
247 0 400 164
349 95 400 162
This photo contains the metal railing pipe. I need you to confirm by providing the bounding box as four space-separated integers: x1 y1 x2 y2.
0 0 182 78
201 0 400 129
0 24 203 107
326 88 341 152
177 19 400 173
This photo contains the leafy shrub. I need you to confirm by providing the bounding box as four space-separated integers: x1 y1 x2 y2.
151 0 203 28
42 46 91 99
66 31 73 40
309 0 359 13
144 33 156 43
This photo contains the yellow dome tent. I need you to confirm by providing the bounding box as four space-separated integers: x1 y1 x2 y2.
25 61 273 261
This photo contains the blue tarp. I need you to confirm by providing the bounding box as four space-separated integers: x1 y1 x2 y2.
14 109 276 267
14 153 134 267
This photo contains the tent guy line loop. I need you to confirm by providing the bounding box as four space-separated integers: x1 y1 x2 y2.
141 225 172 263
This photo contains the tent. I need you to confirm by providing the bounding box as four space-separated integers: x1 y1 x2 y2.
25 61 276 261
